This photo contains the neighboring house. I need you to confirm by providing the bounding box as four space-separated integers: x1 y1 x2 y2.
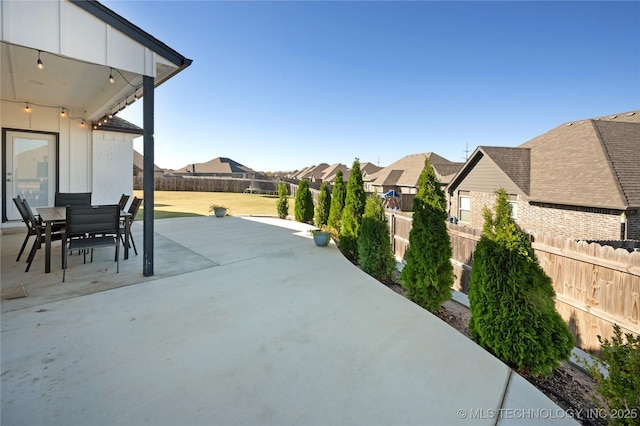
447 111 640 241
291 165 314 180
133 149 164 179
359 162 383 183
1 0 191 275
365 152 463 195
294 161 383 184
295 163 330 182
319 163 349 184
171 157 263 179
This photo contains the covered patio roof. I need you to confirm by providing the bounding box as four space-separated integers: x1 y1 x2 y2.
1 0 192 276
1 1 191 125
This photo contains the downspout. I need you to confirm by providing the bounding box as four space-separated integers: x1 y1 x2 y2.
143 75 154 276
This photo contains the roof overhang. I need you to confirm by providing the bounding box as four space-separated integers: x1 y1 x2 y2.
1 0 192 125
527 199 631 211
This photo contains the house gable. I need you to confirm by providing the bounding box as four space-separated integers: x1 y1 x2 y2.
448 148 527 197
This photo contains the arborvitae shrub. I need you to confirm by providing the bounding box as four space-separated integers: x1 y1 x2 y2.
340 159 366 262
327 170 346 233
294 180 314 223
314 182 331 227
400 157 453 312
276 182 289 219
468 188 574 377
582 325 640 425
358 195 396 281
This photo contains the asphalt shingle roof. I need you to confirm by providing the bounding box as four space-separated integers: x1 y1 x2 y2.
175 157 256 174
448 110 640 210
519 112 640 209
298 163 330 180
593 120 640 207
97 116 143 135
480 147 531 195
368 153 462 187
320 163 349 182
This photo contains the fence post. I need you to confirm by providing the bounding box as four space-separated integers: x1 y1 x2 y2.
391 212 396 256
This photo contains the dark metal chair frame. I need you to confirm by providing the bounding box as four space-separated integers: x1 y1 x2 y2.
63 204 120 282
120 197 142 255
55 192 92 207
118 194 130 211
12 196 36 262
19 198 64 272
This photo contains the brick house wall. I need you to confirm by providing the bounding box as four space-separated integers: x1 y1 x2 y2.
520 203 626 241
448 189 633 241
448 191 502 230
625 210 640 240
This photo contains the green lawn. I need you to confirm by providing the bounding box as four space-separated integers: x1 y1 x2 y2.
133 190 293 220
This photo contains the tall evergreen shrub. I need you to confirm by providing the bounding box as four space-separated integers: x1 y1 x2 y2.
340 159 366 261
468 188 574 377
276 182 289 219
314 182 331 227
294 180 314 223
327 170 346 233
400 157 453 312
358 195 396 281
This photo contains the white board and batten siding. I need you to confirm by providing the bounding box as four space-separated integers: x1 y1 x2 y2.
1 0 143 205
1 0 156 78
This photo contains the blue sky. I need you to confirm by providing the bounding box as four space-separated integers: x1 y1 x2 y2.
103 1 639 172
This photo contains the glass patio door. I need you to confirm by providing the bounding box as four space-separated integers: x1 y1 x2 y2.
5 131 57 220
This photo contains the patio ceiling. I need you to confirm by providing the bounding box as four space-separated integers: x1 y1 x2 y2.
1 41 175 124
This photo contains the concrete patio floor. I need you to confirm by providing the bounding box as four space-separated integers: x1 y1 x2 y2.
1 216 577 425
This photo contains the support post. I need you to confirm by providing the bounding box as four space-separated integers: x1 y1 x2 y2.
143 75 155 277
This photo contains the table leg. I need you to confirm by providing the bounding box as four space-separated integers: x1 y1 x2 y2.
124 219 130 260
45 221 52 273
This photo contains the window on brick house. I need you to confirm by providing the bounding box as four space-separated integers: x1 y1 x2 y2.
458 191 471 223
509 195 518 219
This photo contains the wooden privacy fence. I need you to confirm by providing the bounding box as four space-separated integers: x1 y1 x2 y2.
385 213 640 352
385 211 412 261
532 234 640 352
134 176 251 193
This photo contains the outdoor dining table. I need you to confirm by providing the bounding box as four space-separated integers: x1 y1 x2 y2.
36 206 132 273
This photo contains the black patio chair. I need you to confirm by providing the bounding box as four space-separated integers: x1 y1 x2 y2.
118 194 130 211
13 196 37 262
55 192 91 207
63 204 121 282
21 198 64 272
120 197 143 255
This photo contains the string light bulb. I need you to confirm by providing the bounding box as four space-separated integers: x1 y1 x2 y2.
81 120 86 127
25 103 31 112
37 50 43 69
109 68 115 84
60 108 66 117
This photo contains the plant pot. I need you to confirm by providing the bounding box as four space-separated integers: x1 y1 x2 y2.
213 208 227 218
312 231 330 247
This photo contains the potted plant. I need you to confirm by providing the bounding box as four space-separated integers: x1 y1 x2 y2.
209 204 228 218
310 226 332 247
